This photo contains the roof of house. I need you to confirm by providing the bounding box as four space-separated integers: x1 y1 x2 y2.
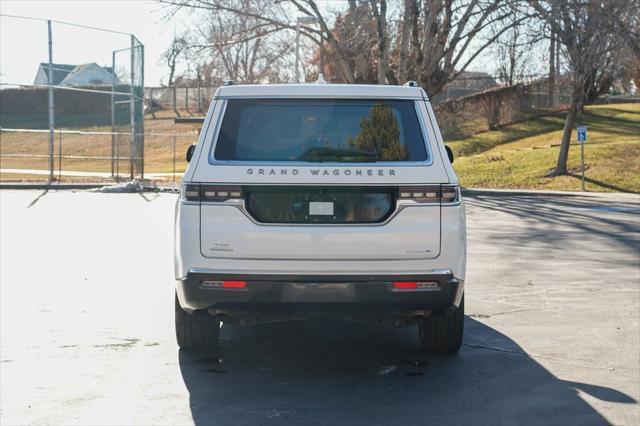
37 63 76 85
36 63 116 86
59 63 115 85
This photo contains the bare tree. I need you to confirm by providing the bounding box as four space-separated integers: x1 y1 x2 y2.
161 35 187 86
407 0 534 95
159 0 533 95
529 0 632 176
370 0 389 84
396 0 416 83
201 2 293 83
495 24 528 86
310 4 377 83
608 2 640 56
162 0 296 84
311 0 534 93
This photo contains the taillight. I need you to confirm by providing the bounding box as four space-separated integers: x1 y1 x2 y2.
440 185 460 204
393 281 440 291
180 183 243 203
201 185 243 202
393 281 418 289
200 280 247 289
181 183 201 202
398 185 460 204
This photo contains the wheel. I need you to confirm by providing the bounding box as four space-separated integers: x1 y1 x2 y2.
175 293 220 349
418 296 464 354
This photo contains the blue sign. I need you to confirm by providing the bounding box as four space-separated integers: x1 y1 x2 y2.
577 126 587 143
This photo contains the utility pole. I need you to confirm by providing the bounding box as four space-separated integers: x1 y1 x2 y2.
295 22 301 83
295 16 320 83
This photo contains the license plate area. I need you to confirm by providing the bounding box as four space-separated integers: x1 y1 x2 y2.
245 186 396 224
281 282 357 302
309 201 334 216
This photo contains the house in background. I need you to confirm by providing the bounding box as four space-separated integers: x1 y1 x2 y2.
33 63 119 86
32 63 75 85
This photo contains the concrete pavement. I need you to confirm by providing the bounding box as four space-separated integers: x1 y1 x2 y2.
0 190 638 425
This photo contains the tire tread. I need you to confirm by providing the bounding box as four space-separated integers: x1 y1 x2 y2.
175 294 220 350
418 296 464 354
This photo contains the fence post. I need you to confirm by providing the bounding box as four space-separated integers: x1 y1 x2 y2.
173 85 180 117
172 135 176 184
139 43 145 179
185 87 190 115
58 129 62 181
116 134 120 178
47 20 54 184
129 34 135 180
111 49 116 178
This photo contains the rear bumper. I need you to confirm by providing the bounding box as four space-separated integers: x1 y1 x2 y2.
176 269 464 321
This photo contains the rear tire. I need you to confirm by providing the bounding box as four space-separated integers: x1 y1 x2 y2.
175 293 220 350
418 296 464 354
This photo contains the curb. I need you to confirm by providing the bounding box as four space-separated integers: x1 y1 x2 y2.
0 183 107 190
0 182 179 192
462 188 639 199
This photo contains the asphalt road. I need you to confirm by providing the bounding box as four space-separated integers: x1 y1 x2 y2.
1 190 639 426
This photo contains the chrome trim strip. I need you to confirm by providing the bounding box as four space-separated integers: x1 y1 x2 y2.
215 94 423 100
188 267 453 276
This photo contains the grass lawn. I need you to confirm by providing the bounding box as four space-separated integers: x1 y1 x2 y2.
450 103 640 192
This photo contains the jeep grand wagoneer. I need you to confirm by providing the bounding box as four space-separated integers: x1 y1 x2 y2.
174 82 466 353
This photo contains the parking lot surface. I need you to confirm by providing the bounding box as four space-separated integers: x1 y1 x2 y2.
1 190 639 425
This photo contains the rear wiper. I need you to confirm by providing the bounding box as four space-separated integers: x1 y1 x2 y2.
298 147 380 162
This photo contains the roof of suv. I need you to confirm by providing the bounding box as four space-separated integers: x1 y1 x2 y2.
214 83 427 100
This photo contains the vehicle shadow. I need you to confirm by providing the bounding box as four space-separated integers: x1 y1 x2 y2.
178 318 635 426
465 195 640 256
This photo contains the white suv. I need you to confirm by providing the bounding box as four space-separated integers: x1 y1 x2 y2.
174 82 466 353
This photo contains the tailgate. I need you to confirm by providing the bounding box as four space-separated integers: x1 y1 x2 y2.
200 186 440 261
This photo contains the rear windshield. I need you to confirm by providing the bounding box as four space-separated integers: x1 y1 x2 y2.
212 99 427 163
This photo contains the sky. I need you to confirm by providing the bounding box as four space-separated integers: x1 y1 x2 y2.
0 0 181 86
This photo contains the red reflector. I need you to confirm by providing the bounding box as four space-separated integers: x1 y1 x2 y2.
222 281 246 288
393 281 418 289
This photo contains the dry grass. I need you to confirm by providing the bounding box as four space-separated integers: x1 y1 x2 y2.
0 116 201 179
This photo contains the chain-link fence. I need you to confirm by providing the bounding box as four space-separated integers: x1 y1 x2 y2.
146 85 221 117
0 14 145 182
430 73 572 106
0 128 195 185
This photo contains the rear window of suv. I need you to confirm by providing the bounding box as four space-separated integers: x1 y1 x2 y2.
212 99 428 163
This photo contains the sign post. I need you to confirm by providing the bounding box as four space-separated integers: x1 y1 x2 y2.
577 126 587 191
